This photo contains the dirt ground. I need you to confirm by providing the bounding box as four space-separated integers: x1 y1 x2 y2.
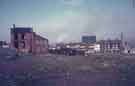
0 54 135 86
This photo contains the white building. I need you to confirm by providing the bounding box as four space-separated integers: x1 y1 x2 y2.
130 48 135 54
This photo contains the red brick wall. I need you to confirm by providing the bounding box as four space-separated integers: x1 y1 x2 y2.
11 30 49 55
11 32 34 54
32 34 49 55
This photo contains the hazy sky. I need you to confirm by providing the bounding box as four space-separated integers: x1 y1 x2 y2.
0 0 135 43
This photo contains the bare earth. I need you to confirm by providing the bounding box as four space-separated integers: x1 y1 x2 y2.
0 54 135 86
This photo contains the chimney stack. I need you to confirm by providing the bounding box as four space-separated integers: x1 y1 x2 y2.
121 32 123 42
13 24 15 28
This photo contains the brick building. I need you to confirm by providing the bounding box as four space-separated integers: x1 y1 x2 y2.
33 33 49 54
10 24 49 55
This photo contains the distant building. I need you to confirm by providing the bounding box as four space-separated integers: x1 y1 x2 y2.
0 41 9 48
82 35 96 43
10 24 49 55
49 41 101 56
99 39 123 54
65 42 100 52
57 42 100 54
123 41 131 54
130 48 135 54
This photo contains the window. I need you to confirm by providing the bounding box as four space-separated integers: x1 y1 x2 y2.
21 41 25 48
21 33 25 40
14 41 18 48
14 33 18 40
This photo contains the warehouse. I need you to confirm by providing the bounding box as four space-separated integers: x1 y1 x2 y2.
10 24 49 55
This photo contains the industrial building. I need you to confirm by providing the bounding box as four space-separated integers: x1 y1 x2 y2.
49 42 100 56
10 24 49 55
65 42 100 52
99 39 123 54
82 35 96 43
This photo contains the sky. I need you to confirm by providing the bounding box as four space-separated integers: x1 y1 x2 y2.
0 0 135 43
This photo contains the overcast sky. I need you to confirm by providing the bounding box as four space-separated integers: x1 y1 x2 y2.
0 0 135 43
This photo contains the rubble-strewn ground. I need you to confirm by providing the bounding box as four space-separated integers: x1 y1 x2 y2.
0 54 135 86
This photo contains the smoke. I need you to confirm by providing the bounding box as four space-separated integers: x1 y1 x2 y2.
36 8 135 43
56 33 69 43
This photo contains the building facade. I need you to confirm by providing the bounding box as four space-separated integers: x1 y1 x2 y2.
65 42 100 52
33 33 49 54
82 35 96 43
53 42 100 56
10 25 49 55
99 40 123 54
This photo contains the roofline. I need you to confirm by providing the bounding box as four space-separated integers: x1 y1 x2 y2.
34 33 48 41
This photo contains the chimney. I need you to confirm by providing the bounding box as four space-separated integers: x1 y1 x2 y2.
121 32 125 48
13 24 15 29
121 32 123 42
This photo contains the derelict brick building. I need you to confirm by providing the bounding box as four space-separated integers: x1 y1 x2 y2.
10 24 49 55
